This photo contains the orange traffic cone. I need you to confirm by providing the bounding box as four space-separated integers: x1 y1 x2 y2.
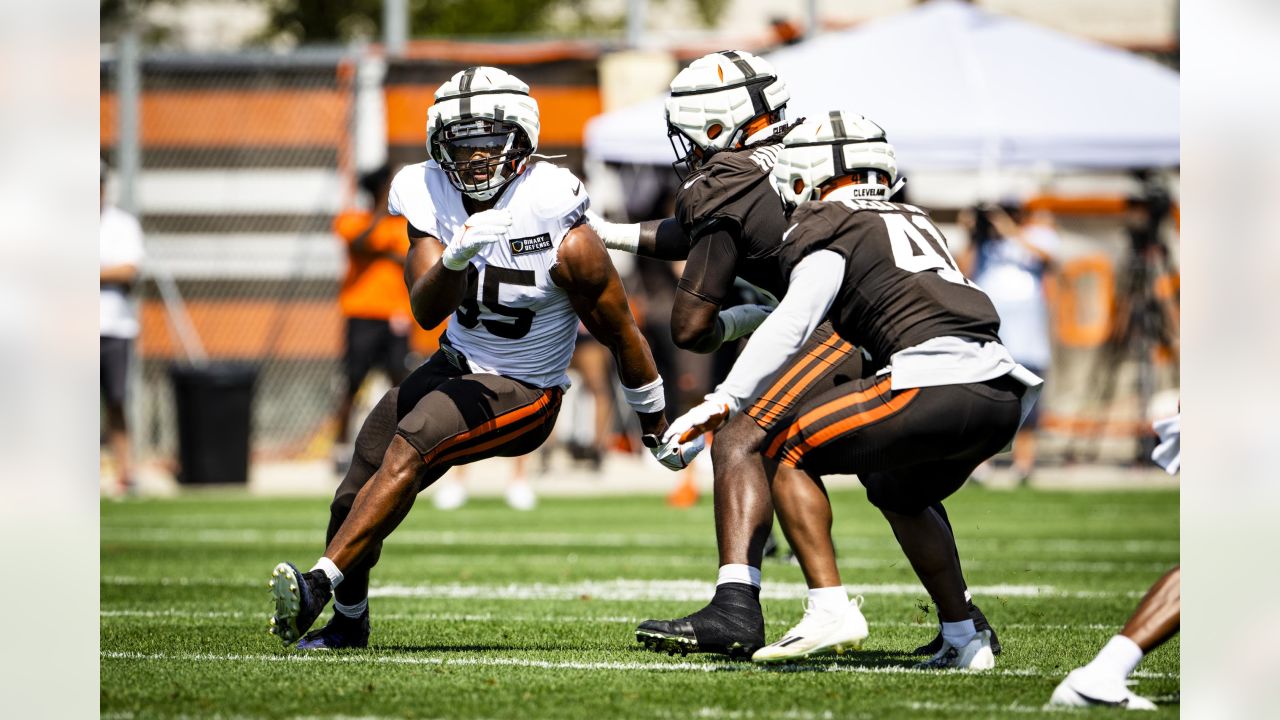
666 470 699 507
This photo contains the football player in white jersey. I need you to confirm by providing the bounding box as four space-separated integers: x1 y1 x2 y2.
267 67 698 649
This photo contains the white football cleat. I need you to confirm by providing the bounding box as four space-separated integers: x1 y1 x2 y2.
913 629 996 671
1049 668 1158 710
505 481 537 511
751 596 868 663
432 478 468 511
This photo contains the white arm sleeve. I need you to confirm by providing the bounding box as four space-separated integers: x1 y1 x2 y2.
715 250 845 406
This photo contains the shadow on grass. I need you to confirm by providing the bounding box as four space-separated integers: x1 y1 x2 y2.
376 642 581 653
754 650 920 672
622 645 921 671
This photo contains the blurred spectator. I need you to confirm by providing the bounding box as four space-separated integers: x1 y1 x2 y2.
566 330 616 470
960 202 1059 484
432 456 536 511
770 17 804 46
331 165 413 474
100 160 145 495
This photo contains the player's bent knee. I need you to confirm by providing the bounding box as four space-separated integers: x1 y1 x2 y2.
711 415 766 467
381 434 427 487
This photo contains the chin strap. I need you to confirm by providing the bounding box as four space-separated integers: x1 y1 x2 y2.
889 175 908 198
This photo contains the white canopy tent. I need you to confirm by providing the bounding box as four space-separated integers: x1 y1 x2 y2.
584 0 1179 171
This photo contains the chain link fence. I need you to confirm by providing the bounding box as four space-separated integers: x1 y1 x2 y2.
103 49 360 460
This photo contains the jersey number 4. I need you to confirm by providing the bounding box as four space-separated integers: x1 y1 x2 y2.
456 265 536 339
882 213 975 288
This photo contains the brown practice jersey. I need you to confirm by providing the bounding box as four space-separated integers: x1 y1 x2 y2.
778 198 1002 365
675 142 790 303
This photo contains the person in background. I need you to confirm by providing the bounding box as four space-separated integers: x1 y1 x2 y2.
960 202 1058 485
100 159 146 495
431 455 536 512
332 164 414 475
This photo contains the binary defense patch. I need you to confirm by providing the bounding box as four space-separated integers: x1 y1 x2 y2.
509 233 553 255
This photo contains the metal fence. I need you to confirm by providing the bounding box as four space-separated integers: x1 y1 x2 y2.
103 50 358 459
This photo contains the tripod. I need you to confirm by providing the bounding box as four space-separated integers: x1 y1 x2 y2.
1067 186 1179 465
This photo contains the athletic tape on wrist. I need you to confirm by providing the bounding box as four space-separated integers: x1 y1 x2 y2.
623 377 666 414
599 221 640 253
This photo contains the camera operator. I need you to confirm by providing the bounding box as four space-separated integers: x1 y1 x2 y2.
959 201 1059 484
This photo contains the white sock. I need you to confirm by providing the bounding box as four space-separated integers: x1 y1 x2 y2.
807 586 849 613
716 564 762 589
334 597 368 618
941 619 977 648
311 557 344 589
1085 635 1145 681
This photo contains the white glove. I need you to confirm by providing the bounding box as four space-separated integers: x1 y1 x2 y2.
644 433 707 471
719 304 774 343
585 209 640 253
443 208 512 271
662 391 739 447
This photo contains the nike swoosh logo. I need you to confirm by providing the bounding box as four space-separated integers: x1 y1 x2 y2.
683 174 707 190
781 224 798 243
573 182 582 196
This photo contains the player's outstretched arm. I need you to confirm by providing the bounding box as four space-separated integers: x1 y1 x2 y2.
587 211 693 261
403 224 467 331
663 250 844 445
553 221 668 439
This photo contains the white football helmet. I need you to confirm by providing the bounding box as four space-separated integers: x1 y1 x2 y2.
427 66 540 201
774 111 897 209
665 50 789 177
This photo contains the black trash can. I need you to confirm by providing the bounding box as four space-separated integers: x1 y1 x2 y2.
169 362 258 485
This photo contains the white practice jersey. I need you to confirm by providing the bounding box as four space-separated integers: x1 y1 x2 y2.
389 161 588 388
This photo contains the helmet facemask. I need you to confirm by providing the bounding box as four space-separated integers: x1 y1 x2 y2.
666 125 709 180
433 118 532 201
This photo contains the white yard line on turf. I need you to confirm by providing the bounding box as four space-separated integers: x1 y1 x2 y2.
97 609 1132 633
100 650 1177 680
100 527 1179 555
100 548 1170 575
100 576 1143 600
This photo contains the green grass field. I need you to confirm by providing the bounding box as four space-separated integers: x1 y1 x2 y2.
101 485 1178 719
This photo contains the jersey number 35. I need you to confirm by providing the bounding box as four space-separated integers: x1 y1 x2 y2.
456 265 536 339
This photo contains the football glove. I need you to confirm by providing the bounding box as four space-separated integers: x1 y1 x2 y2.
663 391 738 446
719 304 774 343
442 208 512 271
643 433 707 472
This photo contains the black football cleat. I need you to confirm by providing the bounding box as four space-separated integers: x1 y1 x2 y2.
635 583 765 659
911 600 1002 656
296 609 370 650
268 562 332 644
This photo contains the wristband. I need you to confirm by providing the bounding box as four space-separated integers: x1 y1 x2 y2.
622 377 666 414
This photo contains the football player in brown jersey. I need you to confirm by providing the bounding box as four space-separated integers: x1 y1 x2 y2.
663 112 1043 669
592 54 999 661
